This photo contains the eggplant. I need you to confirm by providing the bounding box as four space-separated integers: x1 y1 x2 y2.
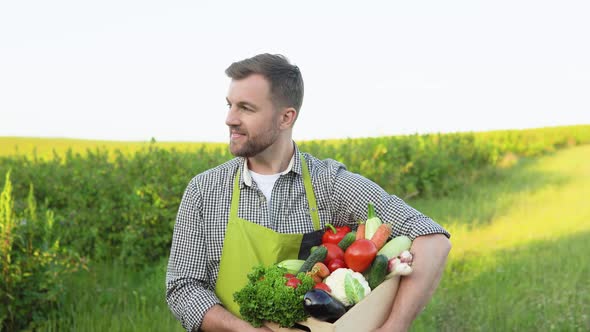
303 289 347 323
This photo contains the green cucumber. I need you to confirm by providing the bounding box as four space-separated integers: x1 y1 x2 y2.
337 231 357 251
298 246 328 273
367 254 389 289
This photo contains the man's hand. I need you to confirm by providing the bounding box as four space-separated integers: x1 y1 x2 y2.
374 233 451 332
200 304 273 332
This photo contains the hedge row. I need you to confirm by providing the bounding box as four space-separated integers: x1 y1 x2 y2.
0 125 588 265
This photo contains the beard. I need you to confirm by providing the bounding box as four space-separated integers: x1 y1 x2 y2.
229 124 280 158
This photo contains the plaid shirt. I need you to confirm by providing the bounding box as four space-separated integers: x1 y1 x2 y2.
166 144 450 331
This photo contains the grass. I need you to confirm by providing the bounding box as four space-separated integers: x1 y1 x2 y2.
411 145 590 331
414 232 590 331
37 144 590 331
40 260 183 332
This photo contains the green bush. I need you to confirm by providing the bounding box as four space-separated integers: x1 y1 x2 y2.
0 125 588 267
0 145 230 266
0 171 85 332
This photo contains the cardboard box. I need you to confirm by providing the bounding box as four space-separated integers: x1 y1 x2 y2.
265 275 401 332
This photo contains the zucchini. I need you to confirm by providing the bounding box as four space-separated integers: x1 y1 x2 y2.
298 246 328 273
367 254 388 289
364 203 382 240
378 235 412 260
337 231 356 251
277 259 306 274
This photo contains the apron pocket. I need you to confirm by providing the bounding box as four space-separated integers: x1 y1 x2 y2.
298 230 323 260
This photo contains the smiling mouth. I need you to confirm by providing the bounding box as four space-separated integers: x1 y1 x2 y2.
230 130 246 140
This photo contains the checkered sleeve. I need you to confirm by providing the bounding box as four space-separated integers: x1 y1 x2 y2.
329 161 450 240
166 177 222 332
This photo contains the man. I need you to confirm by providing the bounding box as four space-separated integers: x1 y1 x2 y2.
166 53 451 332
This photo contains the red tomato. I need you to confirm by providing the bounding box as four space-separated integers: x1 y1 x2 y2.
284 273 296 279
285 277 302 288
314 282 332 293
326 258 347 272
344 239 377 272
322 243 344 264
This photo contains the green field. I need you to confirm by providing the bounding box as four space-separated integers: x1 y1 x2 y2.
2 128 589 331
411 144 590 331
0 136 228 160
31 144 590 331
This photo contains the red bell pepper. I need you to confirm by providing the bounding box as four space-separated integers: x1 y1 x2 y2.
322 224 352 245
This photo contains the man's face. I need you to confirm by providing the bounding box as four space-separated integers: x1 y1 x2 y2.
225 74 281 157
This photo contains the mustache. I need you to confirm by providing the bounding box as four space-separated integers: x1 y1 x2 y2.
229 126 246 135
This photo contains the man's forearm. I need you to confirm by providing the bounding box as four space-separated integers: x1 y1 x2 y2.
377 233 451 332
200 304 272 332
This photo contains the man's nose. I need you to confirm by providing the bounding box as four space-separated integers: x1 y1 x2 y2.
225 107 240 127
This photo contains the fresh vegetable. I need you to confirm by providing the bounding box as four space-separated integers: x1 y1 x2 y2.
388 257 401 272
386 257 413 278
323 243 345 265
344 272 367 305
364 203 382 240
307 262 330 283
313 282 332 293
323 268 371 307
303 289 347 323
327 258 347 272
366 254 388 289
378 235 412 260
277 259 305 274
370 223 392 251
286 277 302 288
311 262 331 279
385 249 415 279
399 250 413 263
299 245 328 273
310 273 322 284
344 239 377 273
233 264 315 328
356 221 365 240
337 231 357 251
322 224 352 245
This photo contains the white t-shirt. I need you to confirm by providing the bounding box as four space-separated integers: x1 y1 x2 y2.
249 171 280 205
243 154 295 215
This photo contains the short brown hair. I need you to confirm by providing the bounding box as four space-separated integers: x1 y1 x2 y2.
225 53 304 112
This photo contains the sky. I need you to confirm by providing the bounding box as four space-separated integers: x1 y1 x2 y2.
1 0 589 143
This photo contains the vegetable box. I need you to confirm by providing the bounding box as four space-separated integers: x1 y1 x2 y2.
265 275 401 332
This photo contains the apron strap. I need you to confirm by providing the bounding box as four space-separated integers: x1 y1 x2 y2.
232 155 321 231
231 168 241 220
300 153 321 231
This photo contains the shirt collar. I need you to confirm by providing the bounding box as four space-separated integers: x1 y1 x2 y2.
240 142 302 187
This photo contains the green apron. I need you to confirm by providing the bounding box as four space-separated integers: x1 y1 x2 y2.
215 154 321 317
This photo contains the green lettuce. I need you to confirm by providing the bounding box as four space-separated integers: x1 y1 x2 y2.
233 264 315 328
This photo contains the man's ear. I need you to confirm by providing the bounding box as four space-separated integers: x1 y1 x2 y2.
280 107 298 129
